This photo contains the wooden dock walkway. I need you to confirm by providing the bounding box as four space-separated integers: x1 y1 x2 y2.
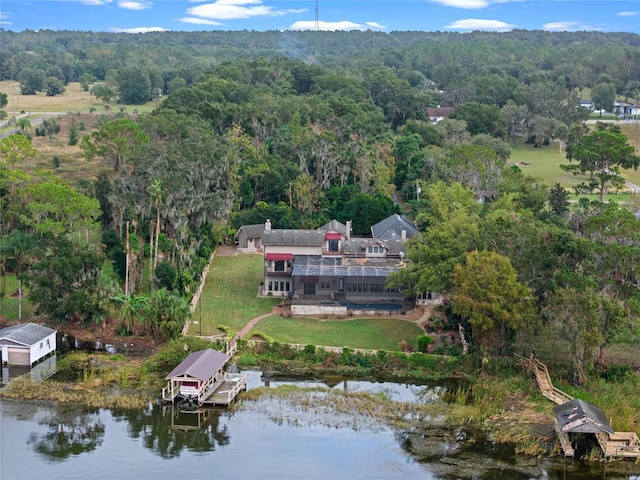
200 373 246 406
515 354 640 460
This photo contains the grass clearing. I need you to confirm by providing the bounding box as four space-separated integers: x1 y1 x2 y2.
0 274 36 322
509 134 640 197
192 253 279 336
0 81 160 115
254 315 423 351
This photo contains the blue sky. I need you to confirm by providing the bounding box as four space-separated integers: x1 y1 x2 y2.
1 0 639 34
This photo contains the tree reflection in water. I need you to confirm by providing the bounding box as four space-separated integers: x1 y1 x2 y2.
111 405 231 458
27 406 105 461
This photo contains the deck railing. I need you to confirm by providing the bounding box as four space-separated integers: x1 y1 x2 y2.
162 382 179 402
209 373 246 404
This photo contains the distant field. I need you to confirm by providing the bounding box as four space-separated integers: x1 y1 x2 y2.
509 132 640 195
0 81 159 114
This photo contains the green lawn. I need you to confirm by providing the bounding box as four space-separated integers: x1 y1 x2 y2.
509 136 639 198
192 253 279 336
509 137 581 188
253 315 423 351
190 252 423 351
0 274 36 322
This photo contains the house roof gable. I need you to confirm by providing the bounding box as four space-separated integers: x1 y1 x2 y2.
318 219 348 236
235 223 265 240
371 214 419 241
0 323 56 347
427 107 455 118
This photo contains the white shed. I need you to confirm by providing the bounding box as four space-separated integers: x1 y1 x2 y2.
0 323 57 366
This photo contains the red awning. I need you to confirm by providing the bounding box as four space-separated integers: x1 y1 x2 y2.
265 253 293 261
325 233 342 240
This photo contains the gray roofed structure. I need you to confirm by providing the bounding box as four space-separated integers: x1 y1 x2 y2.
164 349 230 382
262 229 326 246
553 398 614 435
0 323 56 346
371 213 419 241
318 219 348 236
234 223 265 240
292 255 403 277
342 237 407 255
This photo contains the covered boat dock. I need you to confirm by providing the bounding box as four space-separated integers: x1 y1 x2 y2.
162 348 246 407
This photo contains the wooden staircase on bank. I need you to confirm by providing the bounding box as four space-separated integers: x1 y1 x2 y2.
515 354 574 405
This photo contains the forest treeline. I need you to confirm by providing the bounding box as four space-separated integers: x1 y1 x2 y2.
2 29 640 103
1 30 640 385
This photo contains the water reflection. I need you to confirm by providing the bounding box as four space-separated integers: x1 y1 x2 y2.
27 406 105 461
110 405 230 458
2 373 640 480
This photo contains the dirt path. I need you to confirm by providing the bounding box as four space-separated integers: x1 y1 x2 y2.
230 306 283 345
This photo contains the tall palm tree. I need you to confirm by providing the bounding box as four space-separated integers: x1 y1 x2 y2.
16 117 31 133
148 289 190 340
148 180 164 282
0 231 39 321
115 293 148 335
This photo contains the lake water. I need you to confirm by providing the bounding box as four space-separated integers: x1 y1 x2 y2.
1 371 639 480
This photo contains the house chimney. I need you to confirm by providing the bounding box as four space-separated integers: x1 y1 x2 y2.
346 220 351 239
401 229 406 240
265 219 271 231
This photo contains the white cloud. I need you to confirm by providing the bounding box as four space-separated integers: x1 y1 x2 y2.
109 26 167 33
80 0 114 5
186 0 302 21
445 18 515 31
118 1 152 10
287 20 385 31
366 22 386 30
0 11 10 27
179 17 223 25
617 11 638 17
542 21 598 32
430 0 490 9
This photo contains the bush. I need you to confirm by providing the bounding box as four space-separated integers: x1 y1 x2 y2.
417 334 434 353
155 261 177 290
602 364 633 383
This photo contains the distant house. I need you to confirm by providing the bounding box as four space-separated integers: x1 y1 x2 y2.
615 100 640 118
0 323 57 366
426 106 455 123
579 99 594 111
251 215 423 314
234 222 266 252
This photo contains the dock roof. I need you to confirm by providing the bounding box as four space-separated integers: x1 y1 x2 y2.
553 398 614 435
164 349 230 382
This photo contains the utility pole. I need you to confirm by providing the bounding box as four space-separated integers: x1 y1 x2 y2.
315 0 319 31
